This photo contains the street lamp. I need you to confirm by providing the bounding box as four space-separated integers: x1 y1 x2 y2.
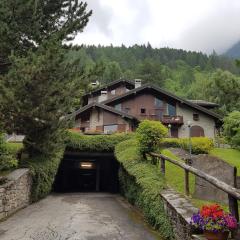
187 120 192 159
168 124 171 138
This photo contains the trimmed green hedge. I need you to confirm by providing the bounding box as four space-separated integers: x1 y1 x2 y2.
23 148 64 202
66 131 134 152
115 139 174 240
162 137 214 154
0 135 19 171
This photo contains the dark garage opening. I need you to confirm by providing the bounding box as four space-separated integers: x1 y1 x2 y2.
54 151 119 193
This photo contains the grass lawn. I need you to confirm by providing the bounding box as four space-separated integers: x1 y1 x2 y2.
210 148 240 176
161 148 239 212
161 149 195 195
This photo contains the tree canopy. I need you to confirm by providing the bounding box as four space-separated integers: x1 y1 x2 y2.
0 0 92 156
0 0 92 73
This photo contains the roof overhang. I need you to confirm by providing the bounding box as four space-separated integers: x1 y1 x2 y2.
102 84 222 121
71 102 138 122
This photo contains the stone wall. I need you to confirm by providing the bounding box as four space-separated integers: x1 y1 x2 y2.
160 189 198 240
191 155 235 204
0 169 32 220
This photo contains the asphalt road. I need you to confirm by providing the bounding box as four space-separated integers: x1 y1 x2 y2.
0 193 162 240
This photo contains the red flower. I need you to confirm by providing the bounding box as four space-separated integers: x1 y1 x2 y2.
200 204 224 219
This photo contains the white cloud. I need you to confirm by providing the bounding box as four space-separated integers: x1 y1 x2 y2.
73 0 240 53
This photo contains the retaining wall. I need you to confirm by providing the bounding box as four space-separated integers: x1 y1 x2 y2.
0 168 32 220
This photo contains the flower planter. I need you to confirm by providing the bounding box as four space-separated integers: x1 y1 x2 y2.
203 230 229 240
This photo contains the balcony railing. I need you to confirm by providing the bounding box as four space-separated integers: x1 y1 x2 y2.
162 115 183 124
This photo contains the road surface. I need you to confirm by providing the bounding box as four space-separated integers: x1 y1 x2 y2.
0 193 162 240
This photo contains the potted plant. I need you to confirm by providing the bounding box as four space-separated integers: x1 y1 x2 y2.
190 204 238 240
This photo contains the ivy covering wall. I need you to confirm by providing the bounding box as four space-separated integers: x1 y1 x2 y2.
115 138 174 239
66 131 133 152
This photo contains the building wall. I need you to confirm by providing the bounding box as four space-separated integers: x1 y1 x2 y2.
102 111 131 132
89 109 103 130
111 93 168 119
79 108 131 132
176 103 216 139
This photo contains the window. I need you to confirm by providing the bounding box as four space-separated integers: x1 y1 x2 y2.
155 98 164 108
193 113 199 121
114 104 122 111
111 89 116 95
125 107 130 113
167 104 176 116
104 125 118 134
140 108 146 114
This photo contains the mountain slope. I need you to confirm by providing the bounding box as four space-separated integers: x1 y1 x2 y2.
225 41 240 59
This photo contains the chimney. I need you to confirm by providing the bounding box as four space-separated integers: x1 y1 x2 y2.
98 90 108 102
91 81 99 88
134 79 142 88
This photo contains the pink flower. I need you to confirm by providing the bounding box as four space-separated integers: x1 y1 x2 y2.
225 214 238 229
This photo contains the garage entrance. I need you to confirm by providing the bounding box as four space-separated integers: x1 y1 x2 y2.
54 151 119 193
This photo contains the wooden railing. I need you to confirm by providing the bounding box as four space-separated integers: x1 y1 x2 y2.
149 152 240 222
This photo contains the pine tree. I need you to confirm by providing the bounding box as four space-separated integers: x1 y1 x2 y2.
0 0 92 73
1 38 83 156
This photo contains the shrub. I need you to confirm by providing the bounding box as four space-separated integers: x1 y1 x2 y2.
162 137 214 154
115 139 174 239
22 148 64 202
136 120 168 158
0 134 18 171
223 111 240 148
66 131 134 152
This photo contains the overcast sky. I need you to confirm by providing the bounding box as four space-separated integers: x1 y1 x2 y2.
73 0 240 54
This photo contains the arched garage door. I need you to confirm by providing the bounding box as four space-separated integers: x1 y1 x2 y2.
191 125 205 137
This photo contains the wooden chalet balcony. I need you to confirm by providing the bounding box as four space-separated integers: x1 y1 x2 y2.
161 115 183 125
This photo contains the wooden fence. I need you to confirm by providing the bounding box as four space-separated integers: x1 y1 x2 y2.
149 152 240 222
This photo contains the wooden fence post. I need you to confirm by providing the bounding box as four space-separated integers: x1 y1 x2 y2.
229 167 239 222
228 194 239 222
160 157 165 175
185 159 190 196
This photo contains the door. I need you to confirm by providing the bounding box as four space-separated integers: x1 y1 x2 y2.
191 125 205 137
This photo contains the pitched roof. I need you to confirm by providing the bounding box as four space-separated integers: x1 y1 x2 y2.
102 83 221 120
187 100 219 108
72 102 138 121
83 79 135 97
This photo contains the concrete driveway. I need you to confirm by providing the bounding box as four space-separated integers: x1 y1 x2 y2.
0 193 162 240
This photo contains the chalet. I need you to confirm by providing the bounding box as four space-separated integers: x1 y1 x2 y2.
72 79 221 138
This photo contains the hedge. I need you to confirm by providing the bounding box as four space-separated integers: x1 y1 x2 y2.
162 137 214 154
66 131 134 152
115 139 174 240
0 135 19 171
22 148 64 202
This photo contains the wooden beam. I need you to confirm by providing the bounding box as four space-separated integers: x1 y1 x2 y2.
149 152 240 200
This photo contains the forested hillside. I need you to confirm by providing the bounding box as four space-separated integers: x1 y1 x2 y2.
225 41 240 59
67 44 240 116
